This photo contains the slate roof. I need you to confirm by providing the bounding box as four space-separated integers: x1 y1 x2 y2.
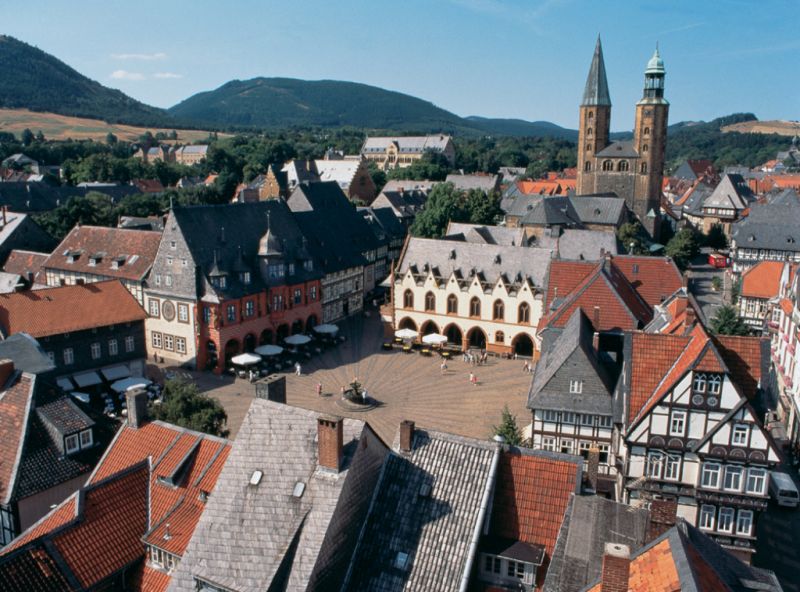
362 135 452 154
398 237 553 291
675 181 715 216
521 196 581 227
672 159 716 181
344 427 497 592
569 196 627 226
0 333 55 375
168 400 390 592
595 140 639 159
0 280 146 338
543 496 649 592
581 37 611 107
0 271 21 293
359 206 406 244
583 520 783 592
0 546 73 592
557 229 618 261
731 197 800 253
2 249 48 283
702 174 754 211
445 222 528 246
372 188 428 219
43 225 161 281
0 182 139 213
445 173 500 193
506 194 543 218
314 159 362 187
528 309 618 415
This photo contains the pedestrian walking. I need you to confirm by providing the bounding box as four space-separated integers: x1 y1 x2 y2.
316 382 322 396
470 373 478 387
522 361 529 373
295 362 302 376
440 360 447 374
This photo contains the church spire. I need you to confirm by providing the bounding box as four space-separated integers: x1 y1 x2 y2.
581 36 611 107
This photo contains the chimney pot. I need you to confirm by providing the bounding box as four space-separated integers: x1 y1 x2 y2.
586 447 600 491
601 543 631 592
318 415 344 471
0 359 15 387
126 389 149 429
400 420 415 453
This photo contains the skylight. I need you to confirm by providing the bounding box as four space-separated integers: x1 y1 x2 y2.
250 470 263 485
292 482 306 498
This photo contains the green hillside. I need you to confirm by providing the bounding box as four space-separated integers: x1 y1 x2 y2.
0 35 167 126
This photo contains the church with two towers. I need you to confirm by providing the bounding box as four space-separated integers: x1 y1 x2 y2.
576 38 669 237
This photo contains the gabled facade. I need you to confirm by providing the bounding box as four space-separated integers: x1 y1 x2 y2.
739 260 789 329
731 190 800 273
361 135 455 170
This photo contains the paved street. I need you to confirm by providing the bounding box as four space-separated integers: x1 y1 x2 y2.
171 312 534 443
688 250 729 322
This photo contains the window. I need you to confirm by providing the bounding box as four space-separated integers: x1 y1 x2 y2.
245 301 255 317
578 441 591 458
152 332 162 349
701 463 721 488
699 505 715 530
718 507 735 533
708 374 722 394
542 436 556 451
294 289 302 305
309 286 317 301
241 271 251 285
1 506 15 545
693 373 707 393
598 443 610 464
149 299 160 317
560 439 574 455
581 414 594 426
447 294 458 314
647 452 664 479
108 339 118 356
642 144 649 153
170 240 177 249
165 274 173 287
644 126 650 136
518 302 530 324
602 160 614 171
203 306 211 324
641 163 648 173
176 337 187 355
492 299 504 320
665 455 681 480
542 410 558 422
164 335 174 351
507 559 526 581
273 294 284 311
227 305 236 322
669 410 686 436
483 554 501 574
599 416 613 428
737 510 753 536
125 336 135 353
724 466 743 491
617 161 629 172
495 331 504 343
403 289 414 309
469 297 481 317
178 303 189 323
47 351 54 363
584 161 592 172
90 342 101 360
562 412 576 424
746 468 767 495
569 380 583 394
588 111 594 120
587 127 593 137
425 292 436 311
732 424 749 446
63 348 74 365
65 434 80 454
80 429 93 448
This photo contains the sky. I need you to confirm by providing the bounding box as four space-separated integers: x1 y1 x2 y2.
4 0 799 131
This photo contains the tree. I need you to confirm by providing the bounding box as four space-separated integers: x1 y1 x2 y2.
492 405 523 446
464 188 502 226
410 182 464 238
617 222 649 255
150 378 229 437
665 228 701 270
105 132 118 145
21 128 34 147
709 305 749 336
705 224 728 250
34 130 45 143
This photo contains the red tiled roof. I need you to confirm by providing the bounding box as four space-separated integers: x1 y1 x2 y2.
43 225 161 282
0 373 33 504
132 178 165 194
780 298 793 316
133 563 172 592
713 335 766 401
0 546 73 591
741 261 786 300
2 249 48 282
612 256 683 309
0 280 146 338
628 333 690 424
2 492 76 553
593 538 681 592
545 260 595 309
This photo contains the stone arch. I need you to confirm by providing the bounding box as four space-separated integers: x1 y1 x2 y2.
424 291 436 312
602 160 613 171
512 333 535 357
420 320 440 336
306 315 318 332
260 329 274 345
447 293 458 314
276 324 290 342
224 339 240 367
291 319 304 335
617 160 629 172
467 326 487 349
243 333 257 353
469 296 481 318
403 289 414 309
492 299 505 321
443 323 463 347
398 317 417 330
518 302 531 324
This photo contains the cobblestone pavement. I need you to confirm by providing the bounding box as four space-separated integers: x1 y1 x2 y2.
171 312 534 442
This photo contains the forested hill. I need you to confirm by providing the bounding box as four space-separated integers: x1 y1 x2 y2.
0 35 168 126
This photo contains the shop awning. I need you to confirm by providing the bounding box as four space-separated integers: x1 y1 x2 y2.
57 377 75 391
73 371 103 388
101 364 130 382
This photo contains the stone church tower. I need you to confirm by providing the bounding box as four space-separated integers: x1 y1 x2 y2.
576 38 669 237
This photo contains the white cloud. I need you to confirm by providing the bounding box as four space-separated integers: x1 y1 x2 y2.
154 72 183 79
111 52 167 60
110 70 146 81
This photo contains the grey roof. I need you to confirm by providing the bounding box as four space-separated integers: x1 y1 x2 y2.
445 222 528 246
398 237 553 290
168 400 390 592
0 333 54 375
702 174 754 211
372 189 428 219
359 206 406 242
520 196 580 227
767 188 800 207
506 194 543 218
678 181 715 216
557 229 618 261
527 309 617 414
731 198 800 253
582 37 611 107
569 196 627 226
362 135 452 154
0 271 22 293
543 496 649 592
343 427 497 592
444 174 500 193
595 140 639 158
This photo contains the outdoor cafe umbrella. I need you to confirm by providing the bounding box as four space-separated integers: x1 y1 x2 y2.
394 328 419 340
284 334 312 346
111 377 152 393
312 324 339 335
255 344 283 356
422 333 448 345
231 352 262 366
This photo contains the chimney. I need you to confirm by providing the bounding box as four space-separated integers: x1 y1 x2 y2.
601 543 631 592
126 389 149 429
255 375 286 404
646 499 678 543
317 415 343 472
586 447 600 491
400 420 415 453
0 359 14 387
683 307 696 334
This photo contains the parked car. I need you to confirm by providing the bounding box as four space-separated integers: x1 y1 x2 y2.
769 471 799 507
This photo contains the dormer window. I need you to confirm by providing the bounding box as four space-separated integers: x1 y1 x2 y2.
65 434 79 454
241 272 251 285
304 260 313 271
569 380 583 394
65 250 81 264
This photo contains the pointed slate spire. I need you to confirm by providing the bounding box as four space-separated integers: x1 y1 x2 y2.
582 36 611 107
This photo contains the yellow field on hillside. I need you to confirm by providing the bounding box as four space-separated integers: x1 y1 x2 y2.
0 108 227 142
722 119 799 136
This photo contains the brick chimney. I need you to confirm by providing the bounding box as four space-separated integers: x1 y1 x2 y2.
646 499 678 543
400 420 415 453
586 447 600 491
601 543 631 592
0 359 14 387
318 415 343 471
126 389 149 429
